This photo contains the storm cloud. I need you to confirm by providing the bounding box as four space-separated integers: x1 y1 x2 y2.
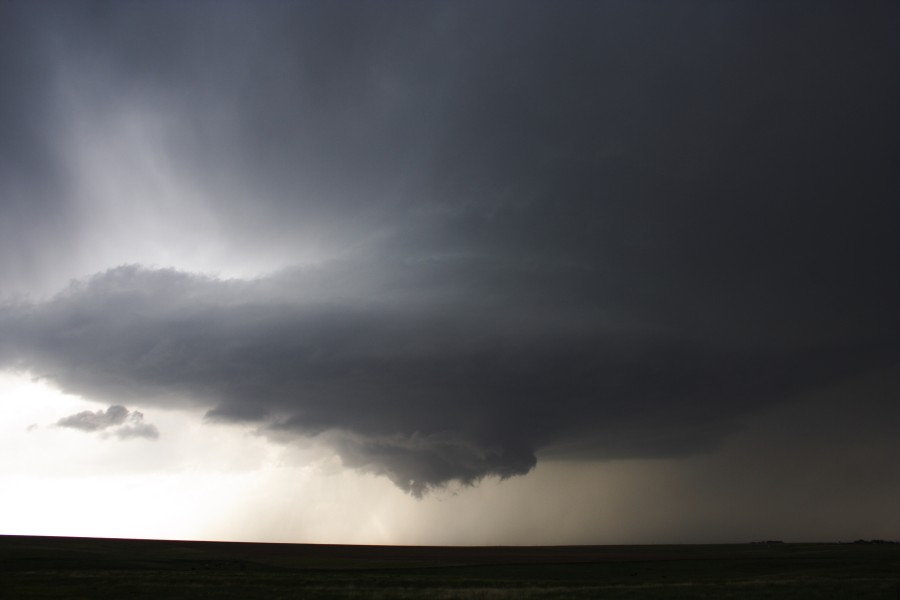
1 1 899 495
3 259 895 494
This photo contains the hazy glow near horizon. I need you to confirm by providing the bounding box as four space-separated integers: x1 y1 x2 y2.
0 371 504 545
0 371 426 543
3 368 899 545
0 371 648 545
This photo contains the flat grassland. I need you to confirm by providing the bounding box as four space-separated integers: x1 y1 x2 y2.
1 535 898 599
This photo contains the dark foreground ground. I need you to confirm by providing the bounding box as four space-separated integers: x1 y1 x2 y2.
1 535 898 599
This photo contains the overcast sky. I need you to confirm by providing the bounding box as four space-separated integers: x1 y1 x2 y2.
1 0 899 544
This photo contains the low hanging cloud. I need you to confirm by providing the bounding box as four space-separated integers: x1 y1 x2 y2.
56 404 129 431
55 403 159 440
2 262 895 495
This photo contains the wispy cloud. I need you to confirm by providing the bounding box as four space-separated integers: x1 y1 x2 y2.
56 404 159 440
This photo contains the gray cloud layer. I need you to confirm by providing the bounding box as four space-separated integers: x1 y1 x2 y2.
55 404 159 440
3 261 895 494
1 1 899 494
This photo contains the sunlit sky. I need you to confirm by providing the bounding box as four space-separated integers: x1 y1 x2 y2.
1 0 899 545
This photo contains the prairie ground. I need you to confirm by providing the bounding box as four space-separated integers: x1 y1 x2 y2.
1 535 898 599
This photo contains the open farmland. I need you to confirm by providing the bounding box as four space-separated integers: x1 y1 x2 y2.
1 535 898 599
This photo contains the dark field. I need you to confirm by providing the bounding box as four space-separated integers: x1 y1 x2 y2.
1 535 899 599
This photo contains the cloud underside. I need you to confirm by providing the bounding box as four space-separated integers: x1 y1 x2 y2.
3 263 895 495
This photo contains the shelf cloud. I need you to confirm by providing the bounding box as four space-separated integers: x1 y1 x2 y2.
4 258 895 494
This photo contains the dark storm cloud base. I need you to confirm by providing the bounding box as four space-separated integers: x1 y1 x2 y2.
2 263 896 494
